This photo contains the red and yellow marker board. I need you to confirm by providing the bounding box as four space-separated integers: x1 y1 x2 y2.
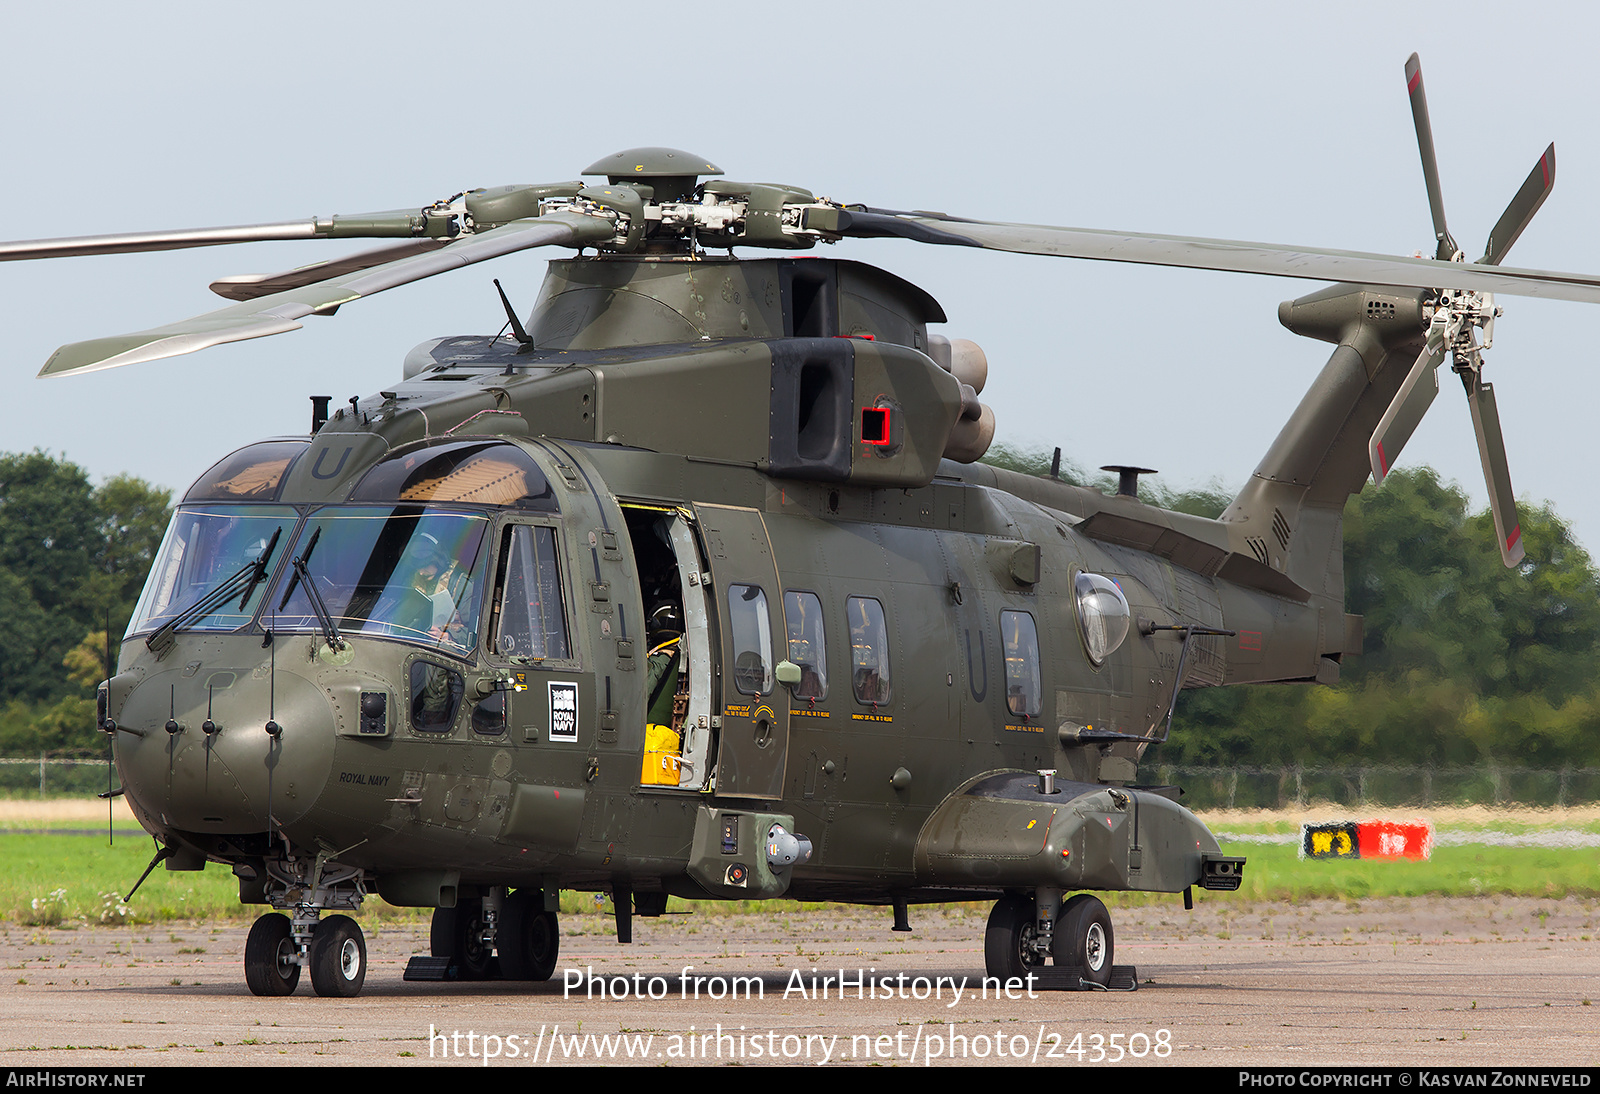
1300 820 1434 860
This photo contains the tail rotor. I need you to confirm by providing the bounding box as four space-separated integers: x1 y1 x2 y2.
1367 53 1553 567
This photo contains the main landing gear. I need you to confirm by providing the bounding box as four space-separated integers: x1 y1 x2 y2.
983 889 1129 991
430 896 498 981
496 888 561 981
423 887 560 983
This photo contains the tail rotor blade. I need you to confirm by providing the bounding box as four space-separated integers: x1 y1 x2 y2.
1405 53 1458 261
1369 334 1446 484
1464 374 1525 567
1480 143 1556 267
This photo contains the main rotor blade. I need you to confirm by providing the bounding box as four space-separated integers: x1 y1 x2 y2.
209 239 452 301
1368 333 1446 485
38 211 612 377
0 221 323 261
1405 53 1458 261
833 210 1600 305
1480 144 1556 267
1465 374 1525 567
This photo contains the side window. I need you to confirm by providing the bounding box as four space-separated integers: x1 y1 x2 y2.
728 584 773 695
783 590 828 700
493 525 570 661
847 596 891 705
1001 610 1042 719
410 660 465 733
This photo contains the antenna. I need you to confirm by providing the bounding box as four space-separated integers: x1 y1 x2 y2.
493 278 533 373
104 611 113 847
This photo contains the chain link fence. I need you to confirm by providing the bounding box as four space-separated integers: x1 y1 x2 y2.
0 756 115 796
1149 763 1600 810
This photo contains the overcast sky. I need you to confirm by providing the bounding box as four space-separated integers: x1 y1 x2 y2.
4 1 1598 560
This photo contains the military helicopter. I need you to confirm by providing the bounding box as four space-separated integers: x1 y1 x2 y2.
10 53 1597 998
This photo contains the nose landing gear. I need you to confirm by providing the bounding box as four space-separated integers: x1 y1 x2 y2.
241 850 371 997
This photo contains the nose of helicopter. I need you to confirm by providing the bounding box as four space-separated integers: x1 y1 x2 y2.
113 646 336 835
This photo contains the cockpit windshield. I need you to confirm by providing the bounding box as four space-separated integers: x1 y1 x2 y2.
129 506 296 636
268 506 490 656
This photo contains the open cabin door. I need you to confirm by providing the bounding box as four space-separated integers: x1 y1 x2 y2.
693 502 790 800
621 503 715 791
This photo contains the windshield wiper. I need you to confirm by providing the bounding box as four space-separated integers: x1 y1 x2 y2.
146 526 282 656
277 527 345 651
235 526 283 611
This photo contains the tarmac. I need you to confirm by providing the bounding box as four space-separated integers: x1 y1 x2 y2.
1 894 1596 1067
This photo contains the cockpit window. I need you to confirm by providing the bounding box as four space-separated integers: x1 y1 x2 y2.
351 441 557 511
128 505 297 635
492 524 571 661
183 442 309 503
269 506 490 656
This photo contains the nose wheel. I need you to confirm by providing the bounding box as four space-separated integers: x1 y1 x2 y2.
244 910 369 997
244 912 301 996
309 914 367 997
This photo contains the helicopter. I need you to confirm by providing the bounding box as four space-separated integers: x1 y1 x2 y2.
10 53 1598 998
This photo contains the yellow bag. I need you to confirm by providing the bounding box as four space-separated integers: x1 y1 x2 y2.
640 723 682 785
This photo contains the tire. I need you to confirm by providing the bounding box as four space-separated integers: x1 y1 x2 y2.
309 914 367 998
1053 893 1114 987
431 899 496 980
499 888 559 981
244 912 300 997
984 895 1043 981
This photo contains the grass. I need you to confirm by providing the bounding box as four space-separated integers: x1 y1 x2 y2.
0 832 857 925
1216 842 1600 901
1 803 1596 924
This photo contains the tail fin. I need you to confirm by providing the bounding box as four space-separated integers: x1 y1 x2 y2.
1221 282 1430 605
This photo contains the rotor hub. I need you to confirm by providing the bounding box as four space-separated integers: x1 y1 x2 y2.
582 147 723 203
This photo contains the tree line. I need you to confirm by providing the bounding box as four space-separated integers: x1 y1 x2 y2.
0 451 170 756
4 446 1600 771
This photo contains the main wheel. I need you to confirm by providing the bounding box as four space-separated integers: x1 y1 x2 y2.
309 914 367 998
431 898 496 980
499 888 559 981
244 912 300 996
984 895 1044 981
1053 894 1114 987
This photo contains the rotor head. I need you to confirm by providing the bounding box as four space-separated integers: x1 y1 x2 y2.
583 147 723 202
